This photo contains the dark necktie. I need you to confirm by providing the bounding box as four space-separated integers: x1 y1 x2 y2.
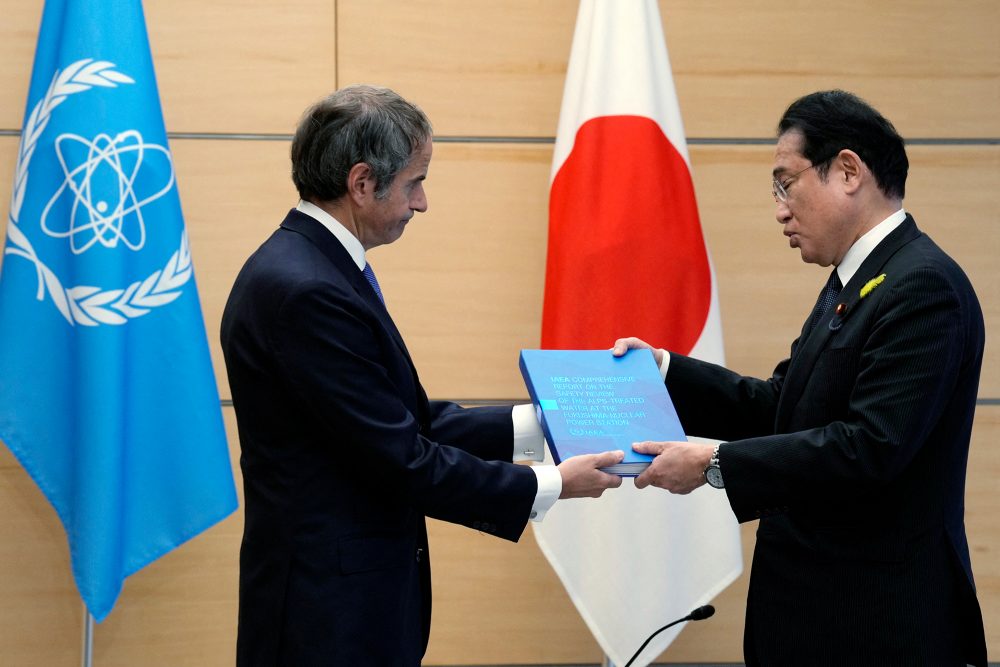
808 269 842 333
362 263 384 304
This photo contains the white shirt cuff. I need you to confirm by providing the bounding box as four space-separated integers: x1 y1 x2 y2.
658 349 670 380
512 403 545 461
528 464 562 522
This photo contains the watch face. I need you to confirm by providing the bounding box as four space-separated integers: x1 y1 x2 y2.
705 466 724 489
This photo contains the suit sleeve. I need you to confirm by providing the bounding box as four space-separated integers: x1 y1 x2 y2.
721 266 975 522
666 353 786 441
270 280 535 540
425 400 516 462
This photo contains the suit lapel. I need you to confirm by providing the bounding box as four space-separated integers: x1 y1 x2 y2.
279 210 420 374
774 216 922 428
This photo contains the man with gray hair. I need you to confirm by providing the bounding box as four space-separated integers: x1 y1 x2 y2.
221 85 624 666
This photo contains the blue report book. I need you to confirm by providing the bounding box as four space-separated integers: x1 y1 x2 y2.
518 349 686 476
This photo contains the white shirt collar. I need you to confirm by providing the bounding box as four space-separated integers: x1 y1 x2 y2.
836 208 907 286
295 200 367 271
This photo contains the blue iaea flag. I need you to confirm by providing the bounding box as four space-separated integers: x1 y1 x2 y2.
0 0 237 621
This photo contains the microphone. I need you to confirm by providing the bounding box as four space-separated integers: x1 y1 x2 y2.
688 604 715 621
622 605 715 667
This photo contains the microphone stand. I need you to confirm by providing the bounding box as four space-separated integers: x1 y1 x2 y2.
620 604 716 667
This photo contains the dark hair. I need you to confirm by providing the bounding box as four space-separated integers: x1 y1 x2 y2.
777 90 908 199
291 85 432 202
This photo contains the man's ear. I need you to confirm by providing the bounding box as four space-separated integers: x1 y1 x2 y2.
346 162 375 205
835 149 865 194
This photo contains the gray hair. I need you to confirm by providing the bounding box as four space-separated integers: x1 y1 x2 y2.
291 84 432 202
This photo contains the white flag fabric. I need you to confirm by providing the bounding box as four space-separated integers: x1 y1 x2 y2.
535 1 742 665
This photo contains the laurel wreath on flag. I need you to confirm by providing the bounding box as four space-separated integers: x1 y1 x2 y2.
5 58 192 326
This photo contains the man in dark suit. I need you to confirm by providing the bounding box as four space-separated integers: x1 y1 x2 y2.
221 85 623 666
613 90 987 666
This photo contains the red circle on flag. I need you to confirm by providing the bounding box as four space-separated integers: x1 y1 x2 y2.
542 115 712 354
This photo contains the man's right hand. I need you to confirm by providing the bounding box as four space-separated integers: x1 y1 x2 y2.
611 337 664 366
557 451 624 498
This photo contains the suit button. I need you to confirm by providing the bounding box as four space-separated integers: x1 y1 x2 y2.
415 548 423 563
473 521 482 530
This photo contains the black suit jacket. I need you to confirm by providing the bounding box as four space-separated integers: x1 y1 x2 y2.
221 209 537 666
666 217 986 666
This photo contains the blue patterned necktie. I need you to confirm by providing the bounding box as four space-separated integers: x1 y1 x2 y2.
362 262 384 304
809 269 842 333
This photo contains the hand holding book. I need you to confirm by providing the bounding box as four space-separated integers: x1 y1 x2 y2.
556 449 625 498
519 348 687 477
632 440 714 493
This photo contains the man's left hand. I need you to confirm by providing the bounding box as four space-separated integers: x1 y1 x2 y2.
633 441 715 494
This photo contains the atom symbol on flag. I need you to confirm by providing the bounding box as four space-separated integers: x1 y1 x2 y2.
40 130 175 255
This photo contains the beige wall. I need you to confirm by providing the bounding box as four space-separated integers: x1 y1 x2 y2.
0 0 997 664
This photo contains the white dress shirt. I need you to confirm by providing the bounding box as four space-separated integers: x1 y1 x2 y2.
834 208 907 287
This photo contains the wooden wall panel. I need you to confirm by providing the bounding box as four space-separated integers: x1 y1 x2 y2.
337 0 1000 138
336 0 576 138
659 0 1000 139
0 2 41 131
143 0 337 134
0 137 14 221
371 143 552 398
904 146 1000 396
5 138 997 402
0 0 337 134
0 443 80 667
424 517 598 664
3 1 996 137
169 138 299 399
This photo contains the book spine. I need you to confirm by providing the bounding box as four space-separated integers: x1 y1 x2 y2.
518 353 562 464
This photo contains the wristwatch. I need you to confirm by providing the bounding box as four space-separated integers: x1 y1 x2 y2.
704 444 724 489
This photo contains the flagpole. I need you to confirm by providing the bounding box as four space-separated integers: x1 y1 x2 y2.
81 605 93 667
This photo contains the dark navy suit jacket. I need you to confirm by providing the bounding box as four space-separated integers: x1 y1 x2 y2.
221 209 537 666
666 217 986 666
